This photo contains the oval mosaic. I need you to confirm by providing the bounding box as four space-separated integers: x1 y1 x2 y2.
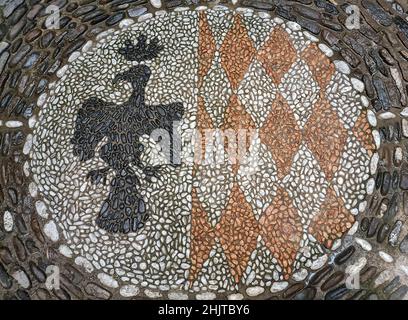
27 7 378 297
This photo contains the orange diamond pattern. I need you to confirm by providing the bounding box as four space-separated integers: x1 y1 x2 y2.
215 184 260 283
220 15 256 90
259 93 302 179
259 187 303 279
309 187 355 249
189 188 217 284
303 98 348 181
257 27 297 85
301 43 335 89
189 11 375 287
352 110 376 156
198 11 216 88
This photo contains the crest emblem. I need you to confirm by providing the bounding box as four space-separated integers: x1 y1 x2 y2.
70 35 184 234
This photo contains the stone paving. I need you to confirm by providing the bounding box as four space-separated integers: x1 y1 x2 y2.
0 0 408 300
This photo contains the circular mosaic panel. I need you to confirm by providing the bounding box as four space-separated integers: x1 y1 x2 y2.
28 8 376 296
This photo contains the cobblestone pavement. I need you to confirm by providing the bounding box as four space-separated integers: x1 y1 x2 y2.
1 0 408 300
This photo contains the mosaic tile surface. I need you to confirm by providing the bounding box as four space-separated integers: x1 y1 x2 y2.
27 9 374 294
1 0 408 300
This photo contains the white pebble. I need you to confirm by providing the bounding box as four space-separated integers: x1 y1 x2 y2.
168 292 188 300
75 256 94 273
372 130 381 149
145 289 162 298
120 285 139 297
23 134 33 155
56 65 68 78
29 182 38 197
3 210 13 232
12 270 30 289
35 200 48 218
346 257 367 275
292 269 308 281
195 6 208 11
379 112 395 120
379 251 393 263
350 78 364 92
246 286 264 297
270 281 288 293
258 12 270 19
370 153 379 175
37 93 47 107
274 17 284 24
311 255 328 270
150 0 162 8
366 178 375 195
82 40 93 53
334 60 351 74
355 237 372 251
196 292 216 300
28 116 37 128
68 51 80 63
138 13 153 22
98 273 119 288
43 220 59 242
403 119 408 138
5 120 23 128
227 293 244 300
394 147 403 164
58 245 73 258
361 95 370 108
347 221 359 236
287 21 301 31
318 43 333 57
303 31 318 42
359 201 367 213
119 19 135 28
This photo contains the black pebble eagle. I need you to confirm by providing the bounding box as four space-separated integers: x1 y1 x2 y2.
71 35 184 234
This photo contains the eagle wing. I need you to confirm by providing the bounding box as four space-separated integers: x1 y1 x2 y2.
71 97 114 162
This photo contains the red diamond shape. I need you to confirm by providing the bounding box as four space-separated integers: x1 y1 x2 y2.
352 110 376 157
300 43 335 90
256 27 297 85
259 186 303 279
303 98 348 181
188 188 217 284
259 93 302 179
198 11 217 88
215 183 260 283
220 14 256 90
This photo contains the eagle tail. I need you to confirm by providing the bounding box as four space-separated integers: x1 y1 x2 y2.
96 169 148 234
